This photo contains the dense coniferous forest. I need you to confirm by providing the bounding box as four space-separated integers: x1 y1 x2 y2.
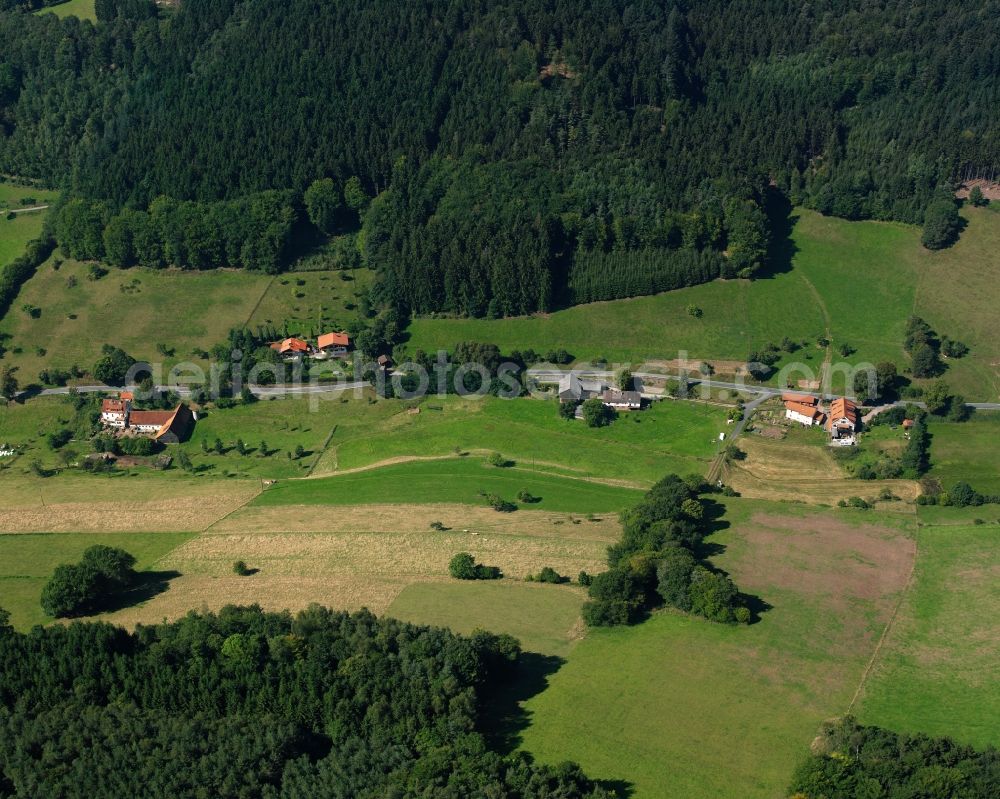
0 605 610 798
0 0 997 315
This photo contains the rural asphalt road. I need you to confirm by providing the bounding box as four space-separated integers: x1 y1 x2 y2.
15 370 1000 410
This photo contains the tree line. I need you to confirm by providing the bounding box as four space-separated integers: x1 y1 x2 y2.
789 717 999 798
55 192 297 274
0 604 612 797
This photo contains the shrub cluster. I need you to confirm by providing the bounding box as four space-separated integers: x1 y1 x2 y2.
448 552 503 581
582 474 750 627
39 545 137 617
917 481 1000 508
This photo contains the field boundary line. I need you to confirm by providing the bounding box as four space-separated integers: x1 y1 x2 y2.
199 485 265 534
243 276 276 327
846 536 919 713
306 425 338 477
147 532 204 569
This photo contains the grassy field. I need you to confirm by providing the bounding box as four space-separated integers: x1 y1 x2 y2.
0 531 193 630
407 207 1000 399
926 413 1000 495
2 390 725 484
858 518 1000 747
386 581 586 658
0 183 54 270
513 498 916 799
246 268 373 333
0 258 371 381
0 259 273 378
724 422 920 506
254 457 644 513
309 393 727 485
33 0 96 21
178 397 338 479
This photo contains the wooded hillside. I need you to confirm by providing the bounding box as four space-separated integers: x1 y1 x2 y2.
1 0 997 313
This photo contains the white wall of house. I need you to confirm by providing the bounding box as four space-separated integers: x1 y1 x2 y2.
786 408 818 426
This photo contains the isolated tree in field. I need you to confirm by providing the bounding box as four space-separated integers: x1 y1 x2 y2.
92 346 136 386
921 200 961 250
213 438 225 455
258 440 268 457
235 438 247 455
968 185 986 207
294 444 305 459
40 545 137 617
581 398 615 427
176 450 193 471
0 367 18 400
448 552 502 580
304 178 343 234
910 343 941 378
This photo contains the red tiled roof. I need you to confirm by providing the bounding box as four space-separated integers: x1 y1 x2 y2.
128 409 174 427
102 399 127 413
270 337 310 354
317 332 350 349
785 401 823 420
781 392 817 406
826 398 858 430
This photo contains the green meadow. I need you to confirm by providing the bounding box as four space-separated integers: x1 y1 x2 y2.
407 207 1000 399
311 393 727 485
33 0 97 21
253 457 644 513
926 413 1000 495
488 499 919 799
858 518 1000 748
0 531 193 630
387 580 586 658
0 259 273 378
0 183 53 270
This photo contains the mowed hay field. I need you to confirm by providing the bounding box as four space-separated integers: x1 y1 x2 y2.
87 497 617 628
518 499 917 799
0 259 273 377
408 207 1000 399
858 517 1000 748
0 531 193 630
724 426 920 506
0 468 260 533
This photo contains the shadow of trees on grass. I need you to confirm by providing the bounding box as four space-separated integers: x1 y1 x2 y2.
89 570 181 615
